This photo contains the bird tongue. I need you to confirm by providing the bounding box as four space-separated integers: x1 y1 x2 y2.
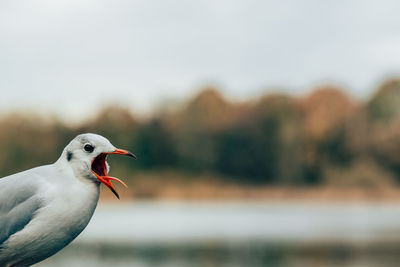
91 153 128 199
94 174 127 199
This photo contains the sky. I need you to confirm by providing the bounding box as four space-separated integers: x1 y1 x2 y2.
1 0 400 121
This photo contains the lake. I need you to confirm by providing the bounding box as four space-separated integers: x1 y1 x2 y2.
37 201 400 267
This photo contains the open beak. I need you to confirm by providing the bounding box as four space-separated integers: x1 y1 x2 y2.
91 148 136 199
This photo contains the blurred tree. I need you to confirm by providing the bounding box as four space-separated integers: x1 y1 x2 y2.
173 88 231 171
367 79 400 124
370 121 400 179
216 94 307 184
300 86 356 183
0 114 60 176
81 105 139 145
1 83 399 188
301 86 355 142
215 115 279 183
367 80 400 181
135 118 177 169
324 157 396 188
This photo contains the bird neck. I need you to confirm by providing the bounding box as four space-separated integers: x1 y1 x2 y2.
54 150 99 187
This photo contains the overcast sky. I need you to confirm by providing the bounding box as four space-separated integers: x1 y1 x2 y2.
1 0 400 121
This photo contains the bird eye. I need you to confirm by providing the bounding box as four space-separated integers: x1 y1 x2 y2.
84 144 94 153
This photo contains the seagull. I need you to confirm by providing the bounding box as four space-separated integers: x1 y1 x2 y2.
0 133 136 266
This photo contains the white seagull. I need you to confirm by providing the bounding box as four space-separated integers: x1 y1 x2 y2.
0 133 136 266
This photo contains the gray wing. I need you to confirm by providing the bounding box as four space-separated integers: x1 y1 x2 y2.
0 172 42 246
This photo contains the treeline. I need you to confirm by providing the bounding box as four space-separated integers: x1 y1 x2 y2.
2 79 400 187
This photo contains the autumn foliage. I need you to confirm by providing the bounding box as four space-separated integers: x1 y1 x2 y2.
2 80 400 188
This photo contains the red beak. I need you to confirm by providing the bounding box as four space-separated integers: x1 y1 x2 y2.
91 148 136 199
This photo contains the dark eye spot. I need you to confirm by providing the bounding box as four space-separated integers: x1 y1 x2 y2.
84 144 94 153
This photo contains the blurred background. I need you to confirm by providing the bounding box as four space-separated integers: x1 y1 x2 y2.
2 0 400 266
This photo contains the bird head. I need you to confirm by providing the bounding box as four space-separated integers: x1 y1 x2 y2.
63 133 136 199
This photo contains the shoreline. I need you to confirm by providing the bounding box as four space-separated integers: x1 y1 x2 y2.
99 182 400 203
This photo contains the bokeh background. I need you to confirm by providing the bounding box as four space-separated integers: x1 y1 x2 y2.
3 1 400 266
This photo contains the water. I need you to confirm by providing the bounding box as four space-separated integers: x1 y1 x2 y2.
36 201 400 267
